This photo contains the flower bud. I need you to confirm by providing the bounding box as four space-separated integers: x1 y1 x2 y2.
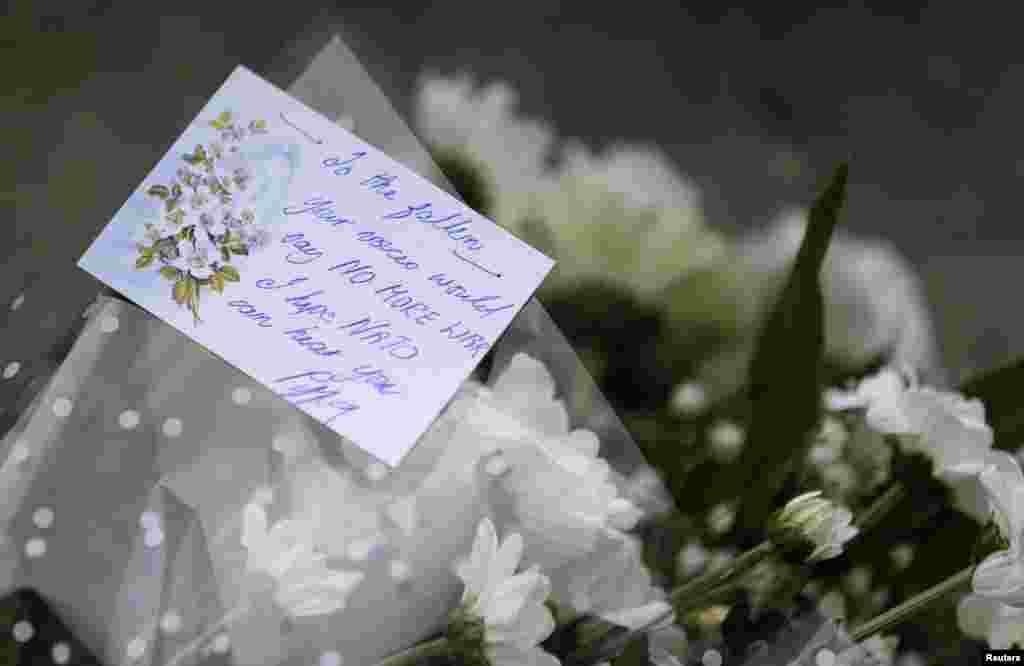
767 491 859 562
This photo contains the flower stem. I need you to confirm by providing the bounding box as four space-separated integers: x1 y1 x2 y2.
669 540 776 610
849 565 975 642
375 637 450 666
854 482 906 533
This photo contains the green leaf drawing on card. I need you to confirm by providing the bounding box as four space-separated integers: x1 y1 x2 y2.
210 111 233 130
183 144 207 165
166 208 185 226
147 184 170 199
229 243 249 256
220 246 231 262
159 266 180 281
173 279 188 305
220 265 240 282
210 272 225 293
135 254 155 269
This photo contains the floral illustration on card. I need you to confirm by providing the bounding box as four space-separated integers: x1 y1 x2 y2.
134 111 272 324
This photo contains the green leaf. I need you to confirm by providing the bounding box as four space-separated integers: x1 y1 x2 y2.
166 209 185 226
159 266 180 281
728 162 849 533
147 184 170 199
210 272 225 293
220 265 240 282
229 243 249 256
173 279 188 305
183 145 207 165
135 254 155 269
220 246 231 263
210 110 232 130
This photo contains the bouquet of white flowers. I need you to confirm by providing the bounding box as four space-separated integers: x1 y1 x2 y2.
4 31 1023 666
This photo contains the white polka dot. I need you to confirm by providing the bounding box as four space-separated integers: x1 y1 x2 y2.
231 387 252 405
389 559 412 584
320 650 344 666
6 441 31 465
25 537 46 558
144 528 165 548
3 361 20 379
816 648 837 666
485 455 509 476
160 610 183 634
12 620 34 643
211 633 231 654
52 398 73 418
10 293 25 311
140 511 161 530
701 649 723 666
126 636 148 660
52 642 71 664
32 506 55 529
119 410 141 429
365 462 388 482
100 315 120 333
347 539 374 562
162 418 183 438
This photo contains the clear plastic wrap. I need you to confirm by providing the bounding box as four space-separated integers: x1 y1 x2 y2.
1 35 672 666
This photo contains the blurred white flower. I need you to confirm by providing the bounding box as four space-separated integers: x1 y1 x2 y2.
972 455 1024 608
670 381 707 417
677 542 709 579
707 420 745 463
768 491 858 562
706 503 736 535
554 530 672 631
414 73 553 228
828 366 996 520
529 142 722 297
959 592 1024 649
741 211 943 380
241 502 364 618
467 354 640 570
454 518 559 666
888 543 915 571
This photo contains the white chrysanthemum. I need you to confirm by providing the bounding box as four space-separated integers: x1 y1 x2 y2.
466 354 641 570
414 73 554 228
241 502 364 618
972 454 1024 608
285 460 386 560
740 211 943 379
555 530 673 631
530 142 722 297
827 366 996 520
454 518 559 666
958 592 1024 649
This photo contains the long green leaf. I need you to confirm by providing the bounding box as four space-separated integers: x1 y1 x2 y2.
730 162 849 534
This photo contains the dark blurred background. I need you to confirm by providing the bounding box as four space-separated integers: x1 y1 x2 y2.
3 0 1023 383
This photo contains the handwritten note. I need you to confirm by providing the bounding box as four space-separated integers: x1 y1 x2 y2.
77 66 555 466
